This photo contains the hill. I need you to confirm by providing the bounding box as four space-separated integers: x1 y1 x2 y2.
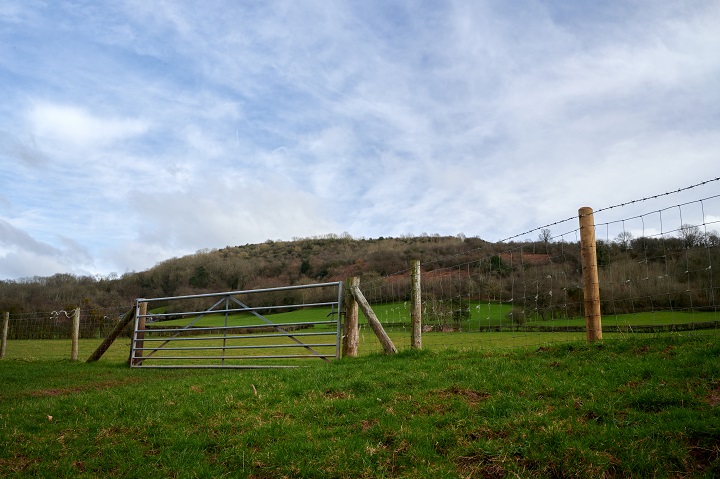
0 235 491 314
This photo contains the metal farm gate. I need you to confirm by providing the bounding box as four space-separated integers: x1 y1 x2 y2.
130 282 343 368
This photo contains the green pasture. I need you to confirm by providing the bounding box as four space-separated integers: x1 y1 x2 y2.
1 334 719 478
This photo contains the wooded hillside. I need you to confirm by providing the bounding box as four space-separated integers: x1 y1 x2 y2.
1 227 717 317
0 235 489 314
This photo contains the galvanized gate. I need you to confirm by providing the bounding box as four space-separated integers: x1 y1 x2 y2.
130 282 343 368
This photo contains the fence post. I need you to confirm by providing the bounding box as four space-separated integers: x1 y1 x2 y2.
133 302 148 365
1 312 8 359
578 206 602 342
342 277 360 357
410 259 422 349
71 308 80 361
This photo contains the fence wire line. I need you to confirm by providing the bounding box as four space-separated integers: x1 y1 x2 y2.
358 189 720 354
3 306 131 340
496 176 720 245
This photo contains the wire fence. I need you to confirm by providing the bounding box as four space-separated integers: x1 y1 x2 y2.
3 307 130 340
357 191 720 354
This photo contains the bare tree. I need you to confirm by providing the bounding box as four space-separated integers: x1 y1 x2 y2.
538 228 552 243
679 224 704 248
615 231 633 251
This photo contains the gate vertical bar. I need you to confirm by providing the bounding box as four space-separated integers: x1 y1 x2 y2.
335 281 344 359
1 312 9 359
222 296 230 366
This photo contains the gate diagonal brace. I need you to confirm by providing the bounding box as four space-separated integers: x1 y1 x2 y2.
134 295 228 365
228 296 331 363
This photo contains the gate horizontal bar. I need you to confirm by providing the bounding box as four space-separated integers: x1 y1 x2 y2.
138 282 343 303
140 320 336 334
132 354 336 360
141 301 339 319
134 343 336 351
138 331 337 342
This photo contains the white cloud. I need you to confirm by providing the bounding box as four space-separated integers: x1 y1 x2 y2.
0 219 94 279
27 102 150 151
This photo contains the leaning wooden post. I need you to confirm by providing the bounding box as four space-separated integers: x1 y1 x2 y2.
579 206 602 342
87 308 135 363
350 284 397 354
410 260 422 349
342 277 360 357
71 308 81 361
1 312 9 359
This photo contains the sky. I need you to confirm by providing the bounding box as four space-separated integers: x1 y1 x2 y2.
1 0 720 280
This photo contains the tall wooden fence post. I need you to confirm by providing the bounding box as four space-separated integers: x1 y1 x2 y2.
410 259 422 349
71 308 80 361
579 206 602 342
343 277 360 357
1 312 9 359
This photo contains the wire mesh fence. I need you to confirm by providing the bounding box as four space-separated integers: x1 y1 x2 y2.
3 307 130 340
357 194 720 354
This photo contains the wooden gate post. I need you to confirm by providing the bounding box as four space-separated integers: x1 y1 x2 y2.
343 277 360 357
579 207 602 342
133 302 148 365
410 260 422 349
71 308 80 361
1 312 8 359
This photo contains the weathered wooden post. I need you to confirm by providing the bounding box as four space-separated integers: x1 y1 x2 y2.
410 259 422 349
579 206 602 342
87 308 135 363
1 312 9 359
350 284 397 355
133 302 148 365
342 277 360 357
71 308 80 361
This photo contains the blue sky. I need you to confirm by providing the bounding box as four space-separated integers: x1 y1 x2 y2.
1 0 719 280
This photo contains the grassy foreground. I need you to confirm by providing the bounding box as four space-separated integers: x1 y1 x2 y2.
1 335 719 478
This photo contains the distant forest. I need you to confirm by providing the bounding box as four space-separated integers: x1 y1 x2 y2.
1 226 718 317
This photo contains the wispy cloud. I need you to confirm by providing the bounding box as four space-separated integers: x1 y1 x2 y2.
0 0 719 279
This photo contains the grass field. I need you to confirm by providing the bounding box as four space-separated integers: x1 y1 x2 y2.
1 333 719 478
149 301 720 329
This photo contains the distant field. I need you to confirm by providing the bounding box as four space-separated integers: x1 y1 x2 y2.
149 301 720 330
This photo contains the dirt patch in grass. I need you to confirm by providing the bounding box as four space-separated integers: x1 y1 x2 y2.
322 389 352 400
0 455 41 473
707 387 720 407
28 378 140 397
435 385 491 407
456 453 506 479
